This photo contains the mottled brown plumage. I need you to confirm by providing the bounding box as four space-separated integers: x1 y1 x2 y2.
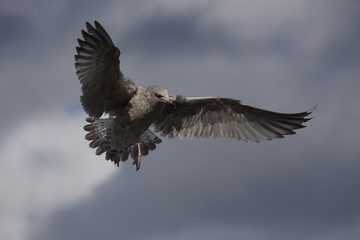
75 21 315 170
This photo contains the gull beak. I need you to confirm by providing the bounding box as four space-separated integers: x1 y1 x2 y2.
166 98 176 109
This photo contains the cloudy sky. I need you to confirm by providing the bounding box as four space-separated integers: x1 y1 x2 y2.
1 0 360 239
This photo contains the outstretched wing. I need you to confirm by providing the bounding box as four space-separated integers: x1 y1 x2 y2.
75 21 136 118
154 96 315 142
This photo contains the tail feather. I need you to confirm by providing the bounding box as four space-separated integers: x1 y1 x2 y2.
83 118 162 169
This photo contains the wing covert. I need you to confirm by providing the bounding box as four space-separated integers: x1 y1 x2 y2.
154 96 314 142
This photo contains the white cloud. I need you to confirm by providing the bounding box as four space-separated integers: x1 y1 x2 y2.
0 111 116 240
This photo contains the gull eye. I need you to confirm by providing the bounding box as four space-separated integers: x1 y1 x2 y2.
155 93 163 98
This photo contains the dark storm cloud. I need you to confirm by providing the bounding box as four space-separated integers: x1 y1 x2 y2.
0 1 237 136
30 1 360 239
0 14 33 51
2 0 360 239
306 0 360 71
0 3 95 135
320 22 360 70
31 140 360 240
121 8 238 56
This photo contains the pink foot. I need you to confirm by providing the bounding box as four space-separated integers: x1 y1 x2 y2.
132 143 142 171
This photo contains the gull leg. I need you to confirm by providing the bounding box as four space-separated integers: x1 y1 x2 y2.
114 150 121 167
132 143 142 171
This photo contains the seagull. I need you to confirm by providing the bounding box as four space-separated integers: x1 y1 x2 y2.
75 21 315 171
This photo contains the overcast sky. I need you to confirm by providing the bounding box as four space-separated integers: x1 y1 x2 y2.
1 0 360 239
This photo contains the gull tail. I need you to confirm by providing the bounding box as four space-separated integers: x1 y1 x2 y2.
83 118 162 170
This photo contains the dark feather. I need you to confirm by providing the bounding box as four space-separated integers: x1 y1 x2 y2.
75 21 136 118
154 96 315 142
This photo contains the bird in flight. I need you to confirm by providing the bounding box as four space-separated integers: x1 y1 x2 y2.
75 21 315 171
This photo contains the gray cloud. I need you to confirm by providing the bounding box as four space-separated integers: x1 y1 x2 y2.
121 7 238 57
31 140 360 240
1 0 360 240
0 14 33 51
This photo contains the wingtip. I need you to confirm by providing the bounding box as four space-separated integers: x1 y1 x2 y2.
308 105 318 113
86 21 97 33
81 29 88 38
303 117 312 123
85 21 92 29
85 20 100 27
304 105 317 120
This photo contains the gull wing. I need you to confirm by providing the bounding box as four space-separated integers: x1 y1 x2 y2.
154 96 315 142
75 21 136 118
